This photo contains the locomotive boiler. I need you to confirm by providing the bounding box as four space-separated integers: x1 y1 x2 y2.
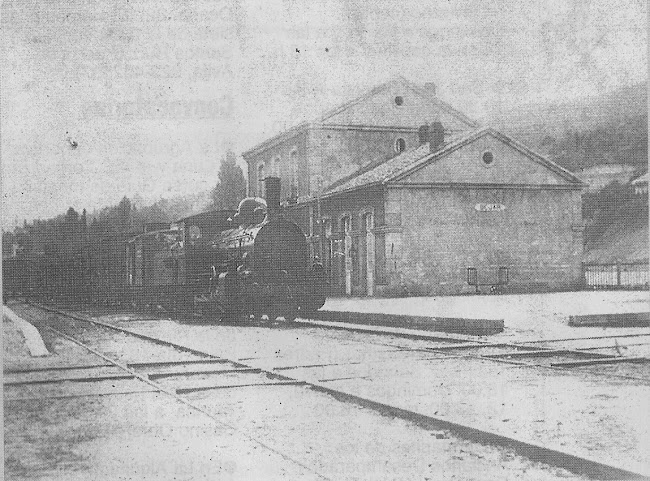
195 176 326 321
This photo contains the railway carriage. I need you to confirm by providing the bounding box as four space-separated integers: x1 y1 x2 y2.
6 178 326 321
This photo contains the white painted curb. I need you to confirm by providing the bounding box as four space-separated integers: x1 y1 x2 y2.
3 305 49 357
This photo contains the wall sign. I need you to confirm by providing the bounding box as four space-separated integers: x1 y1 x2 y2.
475 203 506 212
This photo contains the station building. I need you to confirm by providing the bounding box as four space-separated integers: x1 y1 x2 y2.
243 78 585 296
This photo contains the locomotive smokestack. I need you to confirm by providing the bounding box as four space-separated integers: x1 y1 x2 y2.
430 121 445 152
264 176 281 220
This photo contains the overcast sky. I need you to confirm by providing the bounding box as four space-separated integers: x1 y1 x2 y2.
1 0 647 228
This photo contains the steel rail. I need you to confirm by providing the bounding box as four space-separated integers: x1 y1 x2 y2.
295 316 650 382
28 319 330 480
25 302 650 480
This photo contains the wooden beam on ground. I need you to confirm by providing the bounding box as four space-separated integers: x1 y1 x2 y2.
147 367 260 380
127 358 230 368
4 372 134 385
568 312 650 327
175 379 305 394
310 310 504 335
481 349 568 358
551 357 649 368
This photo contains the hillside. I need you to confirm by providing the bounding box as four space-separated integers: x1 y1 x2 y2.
488 82 648 172
584 223 648 264
582 184 648 264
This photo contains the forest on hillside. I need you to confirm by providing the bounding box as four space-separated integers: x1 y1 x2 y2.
545 114 647 172
2 152 246 260
491 82 648 172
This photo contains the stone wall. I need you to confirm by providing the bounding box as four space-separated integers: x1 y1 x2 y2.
308 126 420 194
245 130 308 200
287 187 386 296
245 126 420 201
390 186 583 295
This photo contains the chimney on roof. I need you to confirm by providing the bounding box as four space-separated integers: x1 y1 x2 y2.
430 121 445 152
424 82 437 96
418 124 430 144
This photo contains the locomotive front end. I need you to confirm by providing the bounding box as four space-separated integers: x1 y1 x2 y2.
208 176 326 321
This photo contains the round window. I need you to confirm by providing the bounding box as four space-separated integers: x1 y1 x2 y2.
394 96 404 106
394 138 406 153
482 151 494 165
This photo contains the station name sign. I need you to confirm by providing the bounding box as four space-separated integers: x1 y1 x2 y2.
475 203 506 212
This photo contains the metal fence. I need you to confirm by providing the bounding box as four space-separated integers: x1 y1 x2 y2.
584 262 649 289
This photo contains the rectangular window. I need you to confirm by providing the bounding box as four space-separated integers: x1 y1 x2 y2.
309 206 314 237
467 267 478 286
290 150 298 199
498 267 509 285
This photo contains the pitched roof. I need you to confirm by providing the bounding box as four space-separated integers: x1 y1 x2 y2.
316 76 478 128
242 77 477 158
322 127 584 198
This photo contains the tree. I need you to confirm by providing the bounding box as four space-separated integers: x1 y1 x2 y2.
65 207 79 222
211 150 246 210
116 196 132 231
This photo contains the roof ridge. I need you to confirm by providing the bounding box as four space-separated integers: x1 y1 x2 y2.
317 78 401 123
402 80 479 128
388 128 486 182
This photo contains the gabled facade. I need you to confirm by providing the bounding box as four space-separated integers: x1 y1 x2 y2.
242 77 477 202
288 128 585 296
245 78 585 296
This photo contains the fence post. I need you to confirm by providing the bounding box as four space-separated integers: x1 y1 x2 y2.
616 262 621 287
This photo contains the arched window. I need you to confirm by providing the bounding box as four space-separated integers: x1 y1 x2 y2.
290 149 298 198
394 138 406 153
273 156 281 176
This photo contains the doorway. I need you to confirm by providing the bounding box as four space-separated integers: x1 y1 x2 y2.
363 213 375 296
341 215 352 295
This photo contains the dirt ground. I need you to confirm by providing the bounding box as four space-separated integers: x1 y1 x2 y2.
5 291 649 479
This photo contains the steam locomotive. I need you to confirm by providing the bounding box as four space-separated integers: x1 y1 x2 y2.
4 177 326 321
193 176 327 321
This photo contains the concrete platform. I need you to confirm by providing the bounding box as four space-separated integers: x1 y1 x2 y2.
323 290 650 342
3 305 49 356
569 311 650 327
312 310 503 335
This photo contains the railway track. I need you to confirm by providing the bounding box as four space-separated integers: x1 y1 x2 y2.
293 317 650 383
8 301 649 480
